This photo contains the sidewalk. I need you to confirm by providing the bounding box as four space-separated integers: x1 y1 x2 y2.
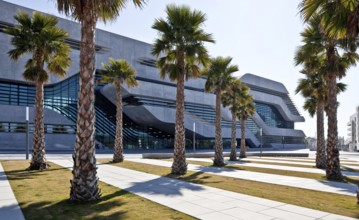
186 158 359 177
127 158 358 197
50 159 355 220
0 163 25 220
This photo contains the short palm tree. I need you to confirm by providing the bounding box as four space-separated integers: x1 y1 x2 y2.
101 58 138 163
204 56 238 166
295 15 359 180
296 72 326 168
237 84 255 158
56 0 145 201
222 79 242 161
152 4 214 175
5 11 71 170
296 65 348 168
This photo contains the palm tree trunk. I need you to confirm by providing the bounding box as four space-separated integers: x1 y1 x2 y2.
239 116 247 158
229 111 237 161
70 2 100 201
213 89 224 166
171 74 187 175
29 81 48 170
325 74 342 180
113 81 124 162
316 102 326 169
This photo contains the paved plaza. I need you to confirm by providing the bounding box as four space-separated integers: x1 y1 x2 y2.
0 152 358 219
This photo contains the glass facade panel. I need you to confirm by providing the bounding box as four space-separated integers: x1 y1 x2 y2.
255 102 294 129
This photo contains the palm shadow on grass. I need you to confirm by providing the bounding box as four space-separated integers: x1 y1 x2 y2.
19 190 128 220
2 166 69 181
167 171 220 185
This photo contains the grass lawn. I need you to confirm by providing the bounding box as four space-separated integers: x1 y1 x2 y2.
1 161 194 220
184 159 359 185
97 159 359 219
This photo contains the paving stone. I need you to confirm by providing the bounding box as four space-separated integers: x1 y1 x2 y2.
198 211 240 220
0 163 25 220
319 214 358 220
224 207 275 220
275 204 329 218
224 199 270 212
259 208 316 220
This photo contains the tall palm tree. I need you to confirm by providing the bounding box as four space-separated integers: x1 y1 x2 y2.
5 11 71 170
237 84 255 159
295 71 347 169
152 4 214 175
101 58 137 163
222 79 242 161
295 15 359 180
56 0 145 201
299 0 359 39
204 56 238 166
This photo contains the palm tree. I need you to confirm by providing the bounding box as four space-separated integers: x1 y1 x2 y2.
295 15 359 180
56 0 145 201
5 11 71 170
101 58 137 163
204 56 238 166
222 79 242 161
237 84 255 158
295 71 346 169
152 4 214 175
299 0 359 39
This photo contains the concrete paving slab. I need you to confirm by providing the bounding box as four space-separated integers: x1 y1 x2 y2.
224 207 275 220
223 199 269 212
197 211 239 220
320 214 359 220
0 163 25 220
275 204 329 218
259 208 316 220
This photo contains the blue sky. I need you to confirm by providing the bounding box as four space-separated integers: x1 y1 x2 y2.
5 0 359 140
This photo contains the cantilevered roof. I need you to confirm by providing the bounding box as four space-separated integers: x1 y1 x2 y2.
240 73 288 94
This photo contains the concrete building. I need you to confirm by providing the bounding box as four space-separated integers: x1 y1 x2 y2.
347 106 359 151
0 1 306 150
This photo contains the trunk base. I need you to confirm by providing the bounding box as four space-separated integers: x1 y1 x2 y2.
326 149 343 180
70 179 101 202
326 172 343 181
112 158 124 163
229 150 238 161
171 160 187 175
213 157 225 167
112 153 124 163
239 154 247 159
29 162 49 170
